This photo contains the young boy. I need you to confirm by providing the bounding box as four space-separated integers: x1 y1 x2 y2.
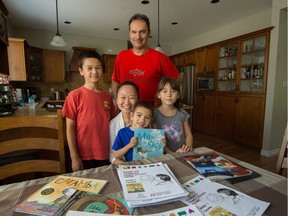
112 101 155 162
62 50 115 172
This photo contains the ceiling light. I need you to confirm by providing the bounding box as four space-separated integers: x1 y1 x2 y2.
50 0 67 47
141 0 150 4
211 0 220 3
155 0 163 53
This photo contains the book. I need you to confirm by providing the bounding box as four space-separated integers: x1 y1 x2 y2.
66 204 202 216
181 175 270 216
117 162 188 208
61 191 134 215
14 175 107 216
183 152 260 183
133 128 165 160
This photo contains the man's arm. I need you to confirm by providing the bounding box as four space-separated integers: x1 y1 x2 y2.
111 80 120 99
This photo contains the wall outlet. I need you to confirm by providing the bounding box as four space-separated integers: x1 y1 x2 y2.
51 88 55 93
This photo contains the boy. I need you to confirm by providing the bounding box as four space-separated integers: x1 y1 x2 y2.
112 101 158 162
62 50 115 172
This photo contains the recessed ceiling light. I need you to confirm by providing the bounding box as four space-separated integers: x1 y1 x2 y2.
171 22 178 25
64 21 71 24
114 28 120 31
141 0 150 4
211 0 220 3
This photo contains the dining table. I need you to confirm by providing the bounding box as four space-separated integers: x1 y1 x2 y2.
0 147 287 216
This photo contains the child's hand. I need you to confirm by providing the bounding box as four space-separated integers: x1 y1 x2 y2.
128 137 138 148
161 137 166 146
176 144 193 153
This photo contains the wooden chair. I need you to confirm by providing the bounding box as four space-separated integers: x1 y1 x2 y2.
0 110 66 181
275 122 288 175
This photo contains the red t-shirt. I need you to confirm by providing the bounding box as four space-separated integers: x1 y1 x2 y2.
112 48 179 104
62 86 115 160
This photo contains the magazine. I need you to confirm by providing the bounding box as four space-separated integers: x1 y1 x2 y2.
117 162 188 208
182 175 270 216
60 191 133 215
183 152 260 183
133 128 165 160
14 175 107 216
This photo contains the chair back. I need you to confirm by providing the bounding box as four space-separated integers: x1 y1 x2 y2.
0 111 66 181
275 122 288 175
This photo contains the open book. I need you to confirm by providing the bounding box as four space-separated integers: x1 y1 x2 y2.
183 151 260 183
14 175 107 216
133 128 165 160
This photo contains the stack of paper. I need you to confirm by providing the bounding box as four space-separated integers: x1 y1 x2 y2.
117 162 188 208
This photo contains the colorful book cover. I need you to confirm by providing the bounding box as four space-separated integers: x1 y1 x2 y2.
183 152 254 182
14 175 107 216
62 191 133 215
133 128 165 160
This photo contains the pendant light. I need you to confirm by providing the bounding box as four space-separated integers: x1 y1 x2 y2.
50 0 67 47
155 0 163 53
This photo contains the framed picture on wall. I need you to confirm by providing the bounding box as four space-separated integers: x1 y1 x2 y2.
0 12 8 45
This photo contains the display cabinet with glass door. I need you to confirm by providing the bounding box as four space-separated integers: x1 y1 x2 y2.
217 42 238 92
240 35 266 93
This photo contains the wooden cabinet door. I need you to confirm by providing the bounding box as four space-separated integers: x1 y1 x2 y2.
196 49 206 73
43 50 66 83
102 54 116 83
7 38 27 81
206 46 218 72
235 95 265 148
193 94 215 134
215 94 236 140
185 50 196 65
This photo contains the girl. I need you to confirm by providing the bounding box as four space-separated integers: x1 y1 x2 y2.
109 81 139 164
154 77 193 153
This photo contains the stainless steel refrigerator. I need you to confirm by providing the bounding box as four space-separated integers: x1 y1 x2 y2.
179 65 195 131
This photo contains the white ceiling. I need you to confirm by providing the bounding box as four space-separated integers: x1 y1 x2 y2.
3 0 272 45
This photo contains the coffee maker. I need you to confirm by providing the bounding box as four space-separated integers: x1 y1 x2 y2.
0 84 17 116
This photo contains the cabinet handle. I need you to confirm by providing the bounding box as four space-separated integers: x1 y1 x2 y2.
234 97 239 103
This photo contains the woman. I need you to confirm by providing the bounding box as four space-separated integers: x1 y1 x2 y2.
109 81 139 164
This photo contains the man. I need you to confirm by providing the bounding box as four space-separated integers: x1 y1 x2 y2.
111 13 179 105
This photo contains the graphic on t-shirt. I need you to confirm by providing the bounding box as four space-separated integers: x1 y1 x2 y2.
162 121 183 143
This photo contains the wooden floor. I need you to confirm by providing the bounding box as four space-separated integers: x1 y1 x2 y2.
193 132 282 174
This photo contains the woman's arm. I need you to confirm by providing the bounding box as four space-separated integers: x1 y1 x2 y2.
66 118 83 171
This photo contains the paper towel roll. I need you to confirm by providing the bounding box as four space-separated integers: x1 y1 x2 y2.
15 88 22 101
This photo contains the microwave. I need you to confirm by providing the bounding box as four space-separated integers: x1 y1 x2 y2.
197 76 214 91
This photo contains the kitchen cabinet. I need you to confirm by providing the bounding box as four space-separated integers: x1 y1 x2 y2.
170 53 186 68
7 38 28 81
70 46 97 72
102 54 116 83
0 10 9 75
214 28 272 148
26 46 43 81
215 94 265 148
193 93 215 134
196 46 218 73
185 50 196 65
43 49 66 83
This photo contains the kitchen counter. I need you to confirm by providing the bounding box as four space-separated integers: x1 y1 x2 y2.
13 100 65 117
